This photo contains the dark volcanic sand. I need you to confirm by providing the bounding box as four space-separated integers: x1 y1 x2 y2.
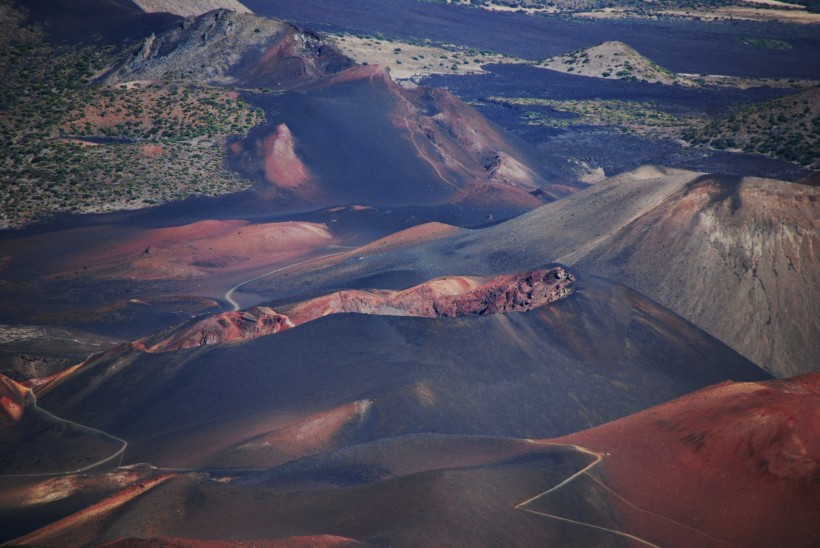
245 0 820 79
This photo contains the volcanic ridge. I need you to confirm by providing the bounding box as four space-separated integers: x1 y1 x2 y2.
137 267 575 352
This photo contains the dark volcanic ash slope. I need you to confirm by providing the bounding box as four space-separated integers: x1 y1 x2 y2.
457 166 818 378
34 272 768 470
228 63 569 211
324 165 814 378
9 375 815 547
0 375 125 476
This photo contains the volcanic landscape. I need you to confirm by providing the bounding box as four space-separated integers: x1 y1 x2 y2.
0 0 818 546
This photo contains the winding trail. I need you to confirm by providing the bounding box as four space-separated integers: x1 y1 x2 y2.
401 118 464 195
1 406 128 479
514 441 661 548
224 250 352 311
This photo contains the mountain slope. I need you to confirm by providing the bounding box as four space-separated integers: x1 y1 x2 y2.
686 86 820 168
557 373 820 547
389 166 816 377
104 10 352 87
132 0 252 17
237 165 817 377
35 274 769 469
7 374 815 547
539 41 685 85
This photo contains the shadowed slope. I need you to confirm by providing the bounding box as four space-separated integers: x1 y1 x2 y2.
34 276 769 470
229 63 568 211
3 436 612 547
0 375 125 476
11 370 817 548
454 166 818 377
279 166 817 377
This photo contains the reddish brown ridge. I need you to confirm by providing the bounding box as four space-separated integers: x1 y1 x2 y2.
138 267 575 352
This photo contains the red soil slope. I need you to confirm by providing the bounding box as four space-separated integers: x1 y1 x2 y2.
66 220 335 281
0 374 33 427
554 373 820 547
8 475 176 547
259 123 314 194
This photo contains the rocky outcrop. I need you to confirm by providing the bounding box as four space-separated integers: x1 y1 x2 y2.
132 0 252 17
106 10 352 87
139 267 576 352
136 306 293 352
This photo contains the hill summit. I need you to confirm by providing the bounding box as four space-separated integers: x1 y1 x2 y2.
540 41 685 85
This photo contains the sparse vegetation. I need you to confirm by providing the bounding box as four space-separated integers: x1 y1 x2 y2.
426 0 748 11
330 32 522 80
539 42 685 85
684 88 820 168
492 88 819 168
735 37 792 50
489 96 696 139
0 2 265 229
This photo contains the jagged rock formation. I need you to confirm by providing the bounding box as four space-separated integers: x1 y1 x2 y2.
135 306 293 352
137 267 575 352
105 10 352 86
540 41 685 85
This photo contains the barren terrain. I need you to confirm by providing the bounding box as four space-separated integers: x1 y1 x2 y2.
0 0 817 545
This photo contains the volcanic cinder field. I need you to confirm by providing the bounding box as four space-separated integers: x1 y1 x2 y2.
0 0 818 546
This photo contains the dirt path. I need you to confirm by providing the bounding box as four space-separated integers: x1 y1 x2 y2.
514 441 661 547
224 250 352 311
2 405 128 479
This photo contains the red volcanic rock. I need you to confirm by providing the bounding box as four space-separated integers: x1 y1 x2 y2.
394 267 576 317
259 123 313 192
136 306 293 353
246 27 353 87
324 63 394 87
140 268 575 352
400 86 546 191
0 374 34 428
554 374 820 547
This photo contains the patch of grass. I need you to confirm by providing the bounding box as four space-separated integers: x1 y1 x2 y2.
735 37 792 50
488 96 697 139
